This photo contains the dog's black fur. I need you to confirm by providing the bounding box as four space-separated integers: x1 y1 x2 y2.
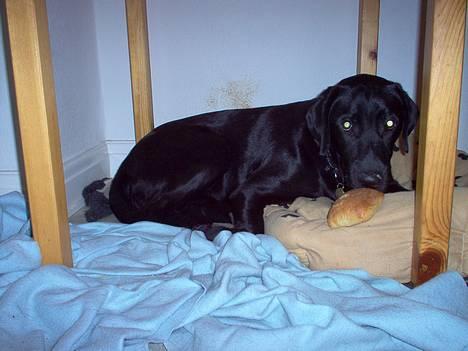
109 74 418 237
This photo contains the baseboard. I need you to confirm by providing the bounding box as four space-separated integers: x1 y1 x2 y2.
0 140 133 217
63 142 110 216
0 143 109 216
66 140 133 215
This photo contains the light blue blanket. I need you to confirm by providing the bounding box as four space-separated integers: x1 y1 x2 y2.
0 192 467 350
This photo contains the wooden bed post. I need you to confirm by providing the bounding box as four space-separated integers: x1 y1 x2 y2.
412 0 466 285
4 0 72 266
357 0 380 75
125 0 154 141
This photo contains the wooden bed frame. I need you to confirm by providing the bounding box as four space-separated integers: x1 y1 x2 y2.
4 0 466 285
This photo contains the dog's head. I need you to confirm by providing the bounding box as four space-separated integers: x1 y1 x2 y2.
306 74 419 192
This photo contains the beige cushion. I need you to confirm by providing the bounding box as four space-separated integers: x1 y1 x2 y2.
264 188 468 282
391 145 468 189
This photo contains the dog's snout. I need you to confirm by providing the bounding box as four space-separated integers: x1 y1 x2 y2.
361 172 383 188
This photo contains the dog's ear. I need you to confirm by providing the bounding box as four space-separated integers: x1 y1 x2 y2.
306 86 343 156
392 83 419 153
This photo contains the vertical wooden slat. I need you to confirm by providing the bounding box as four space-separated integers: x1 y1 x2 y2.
125 0 154 141
5 0 72 266
357 0 380 75
412 0 466 285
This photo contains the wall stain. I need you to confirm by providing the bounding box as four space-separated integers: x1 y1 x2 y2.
207 79 258 110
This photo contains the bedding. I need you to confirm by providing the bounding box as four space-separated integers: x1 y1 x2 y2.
264 149 468 282
1 192 468 350
264 188 468 282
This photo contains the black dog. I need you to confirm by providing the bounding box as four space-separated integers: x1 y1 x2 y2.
109 74 418 237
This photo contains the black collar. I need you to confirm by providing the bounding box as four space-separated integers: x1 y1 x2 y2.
325 151 345 198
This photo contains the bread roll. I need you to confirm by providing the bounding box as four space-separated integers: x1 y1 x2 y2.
327 188 384 228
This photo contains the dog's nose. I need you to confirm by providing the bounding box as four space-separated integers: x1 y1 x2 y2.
361 172 383 188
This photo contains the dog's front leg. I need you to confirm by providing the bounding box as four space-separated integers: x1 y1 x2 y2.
386 179 410 193
229 188 284 234
230 198 264 234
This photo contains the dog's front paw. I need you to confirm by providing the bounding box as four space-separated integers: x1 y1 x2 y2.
386 181 409 193
192 224 231 241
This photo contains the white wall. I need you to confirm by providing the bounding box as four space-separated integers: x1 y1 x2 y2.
147 0 358 125
378 0 421 99
111 0 468 154
47 0 109 214
0 0 109 214
0 8 22 194
92 1 135 176
0 0 466 213
46 0 105 159
94 0 134 141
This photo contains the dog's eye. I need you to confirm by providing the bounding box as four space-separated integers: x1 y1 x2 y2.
342 120 352 131
385 119 395 129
